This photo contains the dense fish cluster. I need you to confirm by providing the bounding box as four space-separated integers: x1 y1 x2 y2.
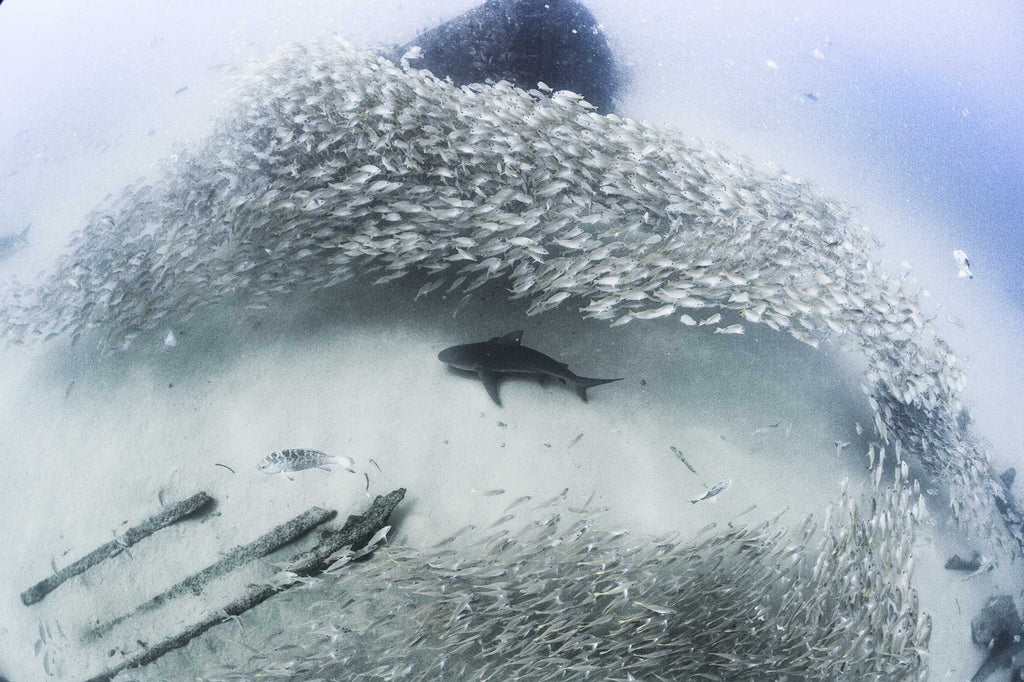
201 481 929 681
0 42 1015 553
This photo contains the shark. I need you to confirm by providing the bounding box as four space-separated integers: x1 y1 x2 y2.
0 223 30 261
437 330 622 406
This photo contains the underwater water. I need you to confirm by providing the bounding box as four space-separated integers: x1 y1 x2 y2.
1 1 1023 681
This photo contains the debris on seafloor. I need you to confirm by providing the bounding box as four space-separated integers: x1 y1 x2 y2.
670 445 698 475
21 492 214 606
1000 468 1016 489
81 489 405 682
970 595 1024 682
91 506 338 637
944 551 982 572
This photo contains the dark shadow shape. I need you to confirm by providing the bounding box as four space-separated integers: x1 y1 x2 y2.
391 0 621 113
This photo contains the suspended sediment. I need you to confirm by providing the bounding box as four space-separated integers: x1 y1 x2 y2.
0 41 1012 678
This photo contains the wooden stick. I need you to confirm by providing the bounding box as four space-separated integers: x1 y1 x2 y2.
21 492 214 607
93 506 337 636
83 488 406 682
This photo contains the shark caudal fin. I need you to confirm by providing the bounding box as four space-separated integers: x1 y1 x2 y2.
573 376 623 402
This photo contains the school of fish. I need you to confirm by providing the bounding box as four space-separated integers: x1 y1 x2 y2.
198 479 929 681
0 41 1015 676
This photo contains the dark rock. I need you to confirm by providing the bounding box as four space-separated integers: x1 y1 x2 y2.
945 551 982 572
1002 468 1017 489
391 0 621 113
971 595 1024 681
972 595 1023 647
972 632 1023 682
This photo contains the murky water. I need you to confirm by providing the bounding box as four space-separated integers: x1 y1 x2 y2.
2 2 1023 681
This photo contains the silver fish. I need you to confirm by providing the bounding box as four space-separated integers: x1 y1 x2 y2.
691 479 731 504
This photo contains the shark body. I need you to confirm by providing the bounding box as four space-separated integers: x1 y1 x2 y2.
438 330 621 406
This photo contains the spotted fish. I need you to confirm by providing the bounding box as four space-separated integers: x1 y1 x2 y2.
256 449 355 474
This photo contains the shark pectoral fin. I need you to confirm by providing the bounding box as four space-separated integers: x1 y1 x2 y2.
479 371 503 406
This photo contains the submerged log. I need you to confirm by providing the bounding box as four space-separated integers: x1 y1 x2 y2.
21 492 214 606
83 488 406 682
93 505 337 636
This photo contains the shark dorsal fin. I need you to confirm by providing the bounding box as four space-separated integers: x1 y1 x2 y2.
489 330 523 347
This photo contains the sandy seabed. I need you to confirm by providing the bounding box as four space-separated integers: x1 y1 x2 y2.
0 275 1008 680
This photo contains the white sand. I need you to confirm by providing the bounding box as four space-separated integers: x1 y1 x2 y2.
0 275 1001 680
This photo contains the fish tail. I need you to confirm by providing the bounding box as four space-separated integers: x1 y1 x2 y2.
573 376 623 402
328 455 356 472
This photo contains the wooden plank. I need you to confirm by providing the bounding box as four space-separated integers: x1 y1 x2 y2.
93 505 337 636
83 488 406 682
21 492 214 606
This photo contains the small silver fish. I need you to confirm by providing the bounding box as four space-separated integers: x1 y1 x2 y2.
691 480 731 504
752 423 781 436
952 249 973 279
256 449 354 474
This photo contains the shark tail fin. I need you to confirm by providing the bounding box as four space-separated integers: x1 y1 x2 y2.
574 376 623 402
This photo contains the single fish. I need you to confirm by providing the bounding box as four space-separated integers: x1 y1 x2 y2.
438 330 622 405
953 249 973 279
256 449 355 474
0 223 30 261
691 480 731 504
